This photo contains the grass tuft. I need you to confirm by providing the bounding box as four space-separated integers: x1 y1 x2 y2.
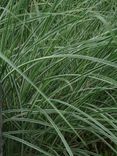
1 0 117 156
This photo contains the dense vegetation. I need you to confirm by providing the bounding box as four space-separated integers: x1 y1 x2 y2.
1 0 117 156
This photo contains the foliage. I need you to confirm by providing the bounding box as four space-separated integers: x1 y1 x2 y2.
0 0 117 155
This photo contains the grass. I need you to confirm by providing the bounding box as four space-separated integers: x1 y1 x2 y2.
1 0 117 155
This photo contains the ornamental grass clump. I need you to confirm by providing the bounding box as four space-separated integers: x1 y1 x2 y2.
0 1 117 156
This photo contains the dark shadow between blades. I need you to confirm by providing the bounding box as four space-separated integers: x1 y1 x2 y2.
0 82 3 156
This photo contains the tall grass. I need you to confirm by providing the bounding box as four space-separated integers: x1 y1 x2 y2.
1 0 117 156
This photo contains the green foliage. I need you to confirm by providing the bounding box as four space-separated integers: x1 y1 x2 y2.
0 0 117 155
